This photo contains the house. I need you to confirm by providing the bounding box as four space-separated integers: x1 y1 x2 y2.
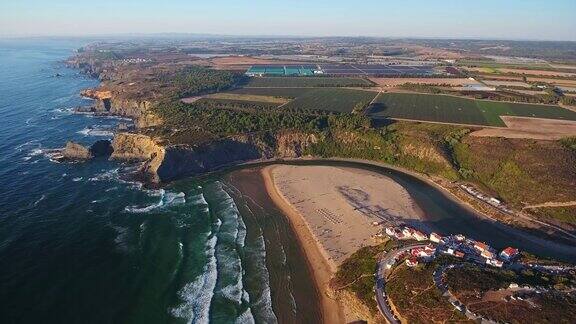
473 241 490 253
500 247 520 261
488 197 501 206
455 234 466 241
481 250 495 259
442 248 455 255
402 227 414 238
395 231 407 239
413 230 428 241
486 259 503 267
429 232 443 243
405 257 419 267
385 227 396 236
454 251 465 258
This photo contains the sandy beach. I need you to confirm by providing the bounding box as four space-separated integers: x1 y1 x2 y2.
261 164 426 323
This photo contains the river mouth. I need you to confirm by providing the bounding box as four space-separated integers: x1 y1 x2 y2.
189 159 576 264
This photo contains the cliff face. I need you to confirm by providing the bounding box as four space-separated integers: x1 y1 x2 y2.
111 131 317 183
81 90 162 128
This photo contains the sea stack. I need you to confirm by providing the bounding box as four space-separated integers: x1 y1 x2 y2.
62 141 92 160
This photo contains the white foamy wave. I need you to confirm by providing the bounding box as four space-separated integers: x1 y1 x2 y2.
77 127 114 137
249 234 278 323
124 190 186 213
72 177 83 182
235 308 256 324
15 139 40 152
23 147 64 163
51 107 73 114
33 194 46 207
88 168 119 182
171 235 218 323
209 182 254 318
189 193 208 206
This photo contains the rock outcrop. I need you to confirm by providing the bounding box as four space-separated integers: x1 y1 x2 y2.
62 141 92 160
62 140 114 161
110 131 318 183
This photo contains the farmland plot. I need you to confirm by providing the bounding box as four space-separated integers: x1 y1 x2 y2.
367 93 576 126
228 87 316 98
246 77 374 88
282 88 379 113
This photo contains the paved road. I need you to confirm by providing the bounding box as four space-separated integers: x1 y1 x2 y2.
375 244 428 324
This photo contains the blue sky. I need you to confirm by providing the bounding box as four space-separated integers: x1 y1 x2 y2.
1 0 575 40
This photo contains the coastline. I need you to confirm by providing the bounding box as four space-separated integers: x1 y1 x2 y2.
260 165 347 324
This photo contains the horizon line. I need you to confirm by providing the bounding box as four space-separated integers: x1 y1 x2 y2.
1 32 575 43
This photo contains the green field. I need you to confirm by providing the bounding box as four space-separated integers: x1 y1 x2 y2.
245 77 374 88
227 87 378 113
367 93 576 126
282 88 378 113
228 87 316 98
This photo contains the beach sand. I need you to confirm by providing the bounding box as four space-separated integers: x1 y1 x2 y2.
261 164 426 323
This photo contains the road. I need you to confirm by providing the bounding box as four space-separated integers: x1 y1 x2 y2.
375 243 428 324
434 264 498 324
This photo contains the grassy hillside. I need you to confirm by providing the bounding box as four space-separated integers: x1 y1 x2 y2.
452 136 576 207
386 259 471 323
332 241 394 313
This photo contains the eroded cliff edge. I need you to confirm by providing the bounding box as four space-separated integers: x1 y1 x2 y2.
111 131 318 183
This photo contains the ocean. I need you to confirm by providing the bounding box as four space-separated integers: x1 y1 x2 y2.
0 39 319 324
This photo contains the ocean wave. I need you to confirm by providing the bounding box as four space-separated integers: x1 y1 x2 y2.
235 308 256 324
14 139 40 152
88 168 120 182
248 234 278 323
32 194 46 207
189 193 208 206
209 182 255 320
72 177 83 182
124 190 186 213
171 234 218 324
23 147 64 163
77 127 114 137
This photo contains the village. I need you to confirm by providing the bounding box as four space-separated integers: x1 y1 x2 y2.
377 224 520 269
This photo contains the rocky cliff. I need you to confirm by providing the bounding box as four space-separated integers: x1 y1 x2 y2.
81 89 162 128
111 131 318 183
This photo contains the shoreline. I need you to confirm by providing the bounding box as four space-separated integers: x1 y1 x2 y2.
260 165 347 324
199 156 575 247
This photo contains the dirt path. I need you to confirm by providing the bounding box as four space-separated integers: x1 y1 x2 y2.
522 201 576 210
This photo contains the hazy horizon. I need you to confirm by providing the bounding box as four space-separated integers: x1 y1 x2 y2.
1 0 575 41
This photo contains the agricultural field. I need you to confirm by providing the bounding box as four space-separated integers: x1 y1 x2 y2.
245 76 374 88
205 92 288 104
367 93 576 126
369 77 481 87
193 98 281 111
227 87 316 98
282 88 378 113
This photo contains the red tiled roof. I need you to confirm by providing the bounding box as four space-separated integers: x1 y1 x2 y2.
502 247 519 255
